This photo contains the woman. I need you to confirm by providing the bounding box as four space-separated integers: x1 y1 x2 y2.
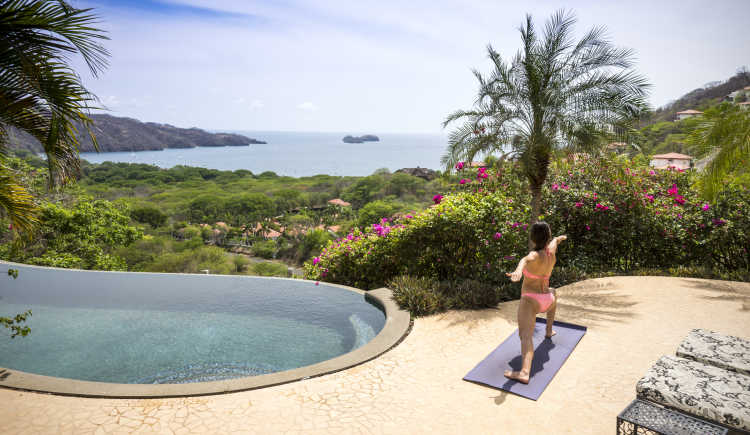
504 222 566 384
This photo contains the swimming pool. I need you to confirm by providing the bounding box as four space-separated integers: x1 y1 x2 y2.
0 263 390 392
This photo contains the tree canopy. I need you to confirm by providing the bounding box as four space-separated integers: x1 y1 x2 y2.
443 10 650 221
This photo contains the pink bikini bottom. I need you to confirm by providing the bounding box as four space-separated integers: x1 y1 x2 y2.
522 292 555 313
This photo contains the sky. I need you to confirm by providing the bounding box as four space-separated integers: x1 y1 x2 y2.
72 0 750 134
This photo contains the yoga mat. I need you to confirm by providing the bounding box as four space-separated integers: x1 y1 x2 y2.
463 318 586 400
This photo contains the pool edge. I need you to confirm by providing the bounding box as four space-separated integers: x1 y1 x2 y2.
0 264 411 398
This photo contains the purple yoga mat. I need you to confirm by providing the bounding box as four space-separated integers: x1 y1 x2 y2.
463 318 586 400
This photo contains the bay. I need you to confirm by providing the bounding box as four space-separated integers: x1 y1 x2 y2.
79 131 448 177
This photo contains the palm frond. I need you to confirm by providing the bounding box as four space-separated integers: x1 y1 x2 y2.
0 164 38 233
689 107 750 201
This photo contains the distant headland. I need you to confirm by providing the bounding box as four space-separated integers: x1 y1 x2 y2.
342 135 380 144
5 114 266 153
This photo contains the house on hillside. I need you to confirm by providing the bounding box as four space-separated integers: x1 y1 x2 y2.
606 142 627 153
739 102 750 110
675 110 703 121
650 152 693 170
327 198 351 207
727 90 741 101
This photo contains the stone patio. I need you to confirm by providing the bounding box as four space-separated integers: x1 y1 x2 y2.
1 276 748 434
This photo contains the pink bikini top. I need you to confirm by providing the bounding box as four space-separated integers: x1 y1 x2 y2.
522 247 552 288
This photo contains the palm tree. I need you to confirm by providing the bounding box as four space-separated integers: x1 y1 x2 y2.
690 105 750 201
0 0 109 232
443 11 650 223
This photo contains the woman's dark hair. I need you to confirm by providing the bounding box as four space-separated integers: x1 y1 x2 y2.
530 221 552 251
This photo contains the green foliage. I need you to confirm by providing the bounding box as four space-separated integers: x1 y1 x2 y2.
145 245 231 274
342 175 386 208
231 254 250 273
114 235 171 271
178 225 201 240
251 261 288 277
1 268 30 337
388 275 443 316
251 239 277 259
305 184 531 290
388 275 514 316
306 157 749 315
131 205 168 228
443 11 650 220
357 200 398 228
4 198 142 270
296 229 332 263
0 0 109 193
688 104 750 201
1 309 31 338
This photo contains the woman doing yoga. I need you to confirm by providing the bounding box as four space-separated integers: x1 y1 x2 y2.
504 221 566 384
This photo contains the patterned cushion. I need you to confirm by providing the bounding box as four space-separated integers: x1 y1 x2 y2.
677 329 750 376
636 355 750 431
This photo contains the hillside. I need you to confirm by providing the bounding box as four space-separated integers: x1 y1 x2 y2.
644 69 750 125
5 114 266 153
635 69 750 156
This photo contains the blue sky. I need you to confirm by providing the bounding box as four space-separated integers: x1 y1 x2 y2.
74 0 750 133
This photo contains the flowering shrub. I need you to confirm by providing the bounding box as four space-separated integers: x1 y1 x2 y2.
305 156 749 313
304 190 530 289
542 156 749 272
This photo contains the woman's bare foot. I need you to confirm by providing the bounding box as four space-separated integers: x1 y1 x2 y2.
545 330 556 339
504 369 530 384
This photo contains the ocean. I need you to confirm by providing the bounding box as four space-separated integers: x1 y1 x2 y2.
79 131 449 177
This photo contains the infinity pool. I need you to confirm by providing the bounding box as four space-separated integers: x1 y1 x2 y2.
0 263 385 384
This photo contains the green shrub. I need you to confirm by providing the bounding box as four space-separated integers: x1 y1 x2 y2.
251 239 277 259
4 199 142 271
306 156 749 315
296 229 332 263
388 275 443 316
388 275 517 316
145 246 231 274
131 206 168 228
231 254 251 273
305 190 529 289
356 200 398 228
251 261 289 276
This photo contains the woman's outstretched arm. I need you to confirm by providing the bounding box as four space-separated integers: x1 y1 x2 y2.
547 235 567 254
506 251 538 282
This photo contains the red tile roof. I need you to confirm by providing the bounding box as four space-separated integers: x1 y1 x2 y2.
327 198 351 207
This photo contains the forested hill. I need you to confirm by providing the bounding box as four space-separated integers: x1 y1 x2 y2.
644 70 750 125
5 114 266 153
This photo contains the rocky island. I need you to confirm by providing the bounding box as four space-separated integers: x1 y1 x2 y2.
342 135 380 144
5 114 266 153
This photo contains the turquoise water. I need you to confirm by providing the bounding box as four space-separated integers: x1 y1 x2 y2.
79 130 448 176
0 264 385 384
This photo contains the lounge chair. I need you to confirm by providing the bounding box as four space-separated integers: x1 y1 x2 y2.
636 355 749 433
676 329 750 376
618 329 750 435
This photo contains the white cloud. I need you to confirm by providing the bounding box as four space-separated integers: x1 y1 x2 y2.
296 102 318 111
100 95 120 108
77 0 750 132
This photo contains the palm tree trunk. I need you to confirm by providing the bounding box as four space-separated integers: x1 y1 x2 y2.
528 184 542 250
530 185 542 225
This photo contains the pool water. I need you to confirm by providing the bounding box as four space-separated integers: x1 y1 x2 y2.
0 264 385 384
